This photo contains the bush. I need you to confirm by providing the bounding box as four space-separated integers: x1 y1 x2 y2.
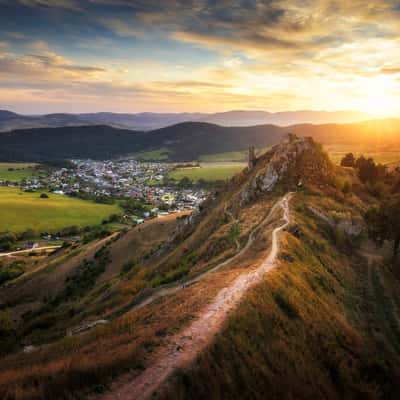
273 291 298 319
151 253 197 287
121 259 136 274
40 193 49 199
229 223 240 244
19 228 36 240
342 181 352 194
0 232 17 251
0 311 16 338
0 263 25 285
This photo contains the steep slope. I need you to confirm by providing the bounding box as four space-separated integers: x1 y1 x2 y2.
1 136 400 400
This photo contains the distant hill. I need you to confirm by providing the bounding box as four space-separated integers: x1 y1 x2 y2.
0 119 399 162
0 109 370 131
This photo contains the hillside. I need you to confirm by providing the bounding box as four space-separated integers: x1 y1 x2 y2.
1 135 399 399
1 118 400 162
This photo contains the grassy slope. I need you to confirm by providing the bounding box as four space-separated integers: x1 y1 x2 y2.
0 187 120 233
1 141 400 399
160 191 400 400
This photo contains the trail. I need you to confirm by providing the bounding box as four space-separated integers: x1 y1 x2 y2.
127 192 290 313
100 192 293 400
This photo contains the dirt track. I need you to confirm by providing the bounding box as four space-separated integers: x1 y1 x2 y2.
99 192 293 400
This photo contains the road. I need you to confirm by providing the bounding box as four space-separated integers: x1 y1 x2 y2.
99 192 293 400
0 245 61 258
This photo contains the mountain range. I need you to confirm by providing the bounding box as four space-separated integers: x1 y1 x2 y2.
0 109 370 132
0 118 399 162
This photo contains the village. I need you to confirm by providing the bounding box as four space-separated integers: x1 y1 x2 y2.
1 158 208 215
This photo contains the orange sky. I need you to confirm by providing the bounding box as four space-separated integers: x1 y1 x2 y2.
0 0 399 115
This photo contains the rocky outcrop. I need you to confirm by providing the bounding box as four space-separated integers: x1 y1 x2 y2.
239 135 334 206
307 205 363 237
337 218 363 236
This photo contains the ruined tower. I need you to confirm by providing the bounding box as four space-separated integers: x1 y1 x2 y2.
248 145 256 170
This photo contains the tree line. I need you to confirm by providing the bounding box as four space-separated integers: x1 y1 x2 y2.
341 153 400 262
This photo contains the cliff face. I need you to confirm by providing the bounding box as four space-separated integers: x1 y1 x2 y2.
239 134 335 206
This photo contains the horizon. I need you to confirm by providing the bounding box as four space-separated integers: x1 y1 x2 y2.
0 107 375 117
1 1 400 117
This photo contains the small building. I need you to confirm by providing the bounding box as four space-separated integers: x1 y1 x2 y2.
25 242 39 250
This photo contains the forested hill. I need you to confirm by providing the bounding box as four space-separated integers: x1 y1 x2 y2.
0 119 400 162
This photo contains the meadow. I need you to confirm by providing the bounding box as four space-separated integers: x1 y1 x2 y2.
168 164 245 182
199 147 271 162
0 187 121 233
0 163 40 182
325 144 400 167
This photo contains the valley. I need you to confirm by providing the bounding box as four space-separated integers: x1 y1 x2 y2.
4 2 400 399
1 134 400 399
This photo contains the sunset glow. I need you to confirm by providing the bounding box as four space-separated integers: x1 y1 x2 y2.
0 1 400 115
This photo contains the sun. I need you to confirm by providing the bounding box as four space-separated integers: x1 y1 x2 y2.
361 75 398 117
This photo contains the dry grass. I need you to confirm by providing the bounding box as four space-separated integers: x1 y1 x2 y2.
159 195 400 400
0 265 246 400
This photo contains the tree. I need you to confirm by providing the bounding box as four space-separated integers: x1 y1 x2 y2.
340 153 355 167
19 229 36 240
342 180 352 194
0 232 17 251
179 177 191 187
356 156 376 183
365 194 400 260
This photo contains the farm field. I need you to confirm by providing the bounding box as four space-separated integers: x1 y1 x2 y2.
199 147 271 162
132 147 171 161
0 163 40 182
168 163 245 182
0 187 121 233
325 145 400 166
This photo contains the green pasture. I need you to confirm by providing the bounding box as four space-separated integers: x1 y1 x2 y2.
0 163 41 182
0 187 121 233
168 164 244 182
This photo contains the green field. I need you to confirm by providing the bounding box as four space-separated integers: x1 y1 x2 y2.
168 164 245 182
133 147 171 161
0 163 41 182
199 147 271 162
0 187 121 233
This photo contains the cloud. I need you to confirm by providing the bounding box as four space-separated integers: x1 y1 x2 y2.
97 17 144 37
2 0 400 114
2 0 82 11
381 67 400 75
0 47 106 81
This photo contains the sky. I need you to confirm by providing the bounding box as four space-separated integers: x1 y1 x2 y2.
0 0 400 115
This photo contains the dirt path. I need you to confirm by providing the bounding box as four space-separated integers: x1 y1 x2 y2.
100 192 293 400
128 193 290 313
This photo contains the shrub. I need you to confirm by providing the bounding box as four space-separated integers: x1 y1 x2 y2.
229 223 240 244
273 291 298 319
342 181 352 194
0 311 16 338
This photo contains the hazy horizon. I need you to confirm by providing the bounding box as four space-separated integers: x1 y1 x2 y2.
0 107 374 117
